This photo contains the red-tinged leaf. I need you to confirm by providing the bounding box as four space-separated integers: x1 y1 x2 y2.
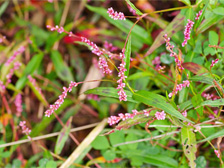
144 12 185 57
182 62 208 75
54 118 72 155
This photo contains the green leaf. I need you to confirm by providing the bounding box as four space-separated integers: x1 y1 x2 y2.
198 129 224 143
125 0 143 15
190 75 213 85
109 131 126 150
179 0 191 5
195 156 207 168
197 13 224 33
181 126 197 168
38 158 49 167
213 7 224 15
0 1 9 18
144 12 185 56
46 160 57 168
209 31 219 45
125 133 138 150
84 87 138 103
54 118 71 155
143 155 178 167
198 99 224 107
12 159 22 168
133 90 193 123
102 150 116 161
86 5 151 47
191 95 203 116
50 50 74 83
124 36 131 77
91 136 110 150
16 53 44 90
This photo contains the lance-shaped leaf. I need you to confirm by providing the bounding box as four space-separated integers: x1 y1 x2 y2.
144 12 185 57
197 99 224 108
182 62 208 75
190 75 213 85
104 113 151 135
124 36 131 77
198 129 224 143
84 87 138 103
50 50 74 83
16 53 44 90
181 126 197 168
86 5 151 46
125 0 143 15
133 90 193 123
191 95 203 116
55 118 72 155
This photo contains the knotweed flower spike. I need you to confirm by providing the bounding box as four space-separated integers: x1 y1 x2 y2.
108 109 150 126
195 10 202 20
104 41 118 52
46 25 64 34
210 59 219 69
163 34 184 70
6 61 21 85
117 52 127 101
155 111 166 120
98 57 112 74
19 121 31 140
28 75 43 94
214 150 220 158
182 110 187 117
5 46 25 66
15 94 23 117
45 81 78 117
168 80 190 97
182 19 194 47
107 7 126 20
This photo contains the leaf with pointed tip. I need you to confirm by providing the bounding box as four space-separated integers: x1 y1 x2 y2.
197 99 224 108
124 36 131 77
182 62 208 75
198 129 224 143
84 87 138 103
55 118 72 155
133 90 193 123
125 0 143 15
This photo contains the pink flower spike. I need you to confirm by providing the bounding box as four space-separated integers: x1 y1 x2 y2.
182 110 187 118
46 25 64 34
182 19 194 47
45 81 78 117
0 81 6 92
155 111 166 120
195 10 202 20
15 94 22 117
107 7 125 20
98 57 112 74
215 150 220 158
5 46 25 66
210 59 219 69
19 121 31 140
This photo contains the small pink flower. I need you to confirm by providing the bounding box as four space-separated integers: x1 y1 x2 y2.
6 61 21 85
104 41 118 52
15 94 22 117
107 7 126 20
152 56 161 65
46 25 64 34
45 81 78 117
0 36 6 43
182 19 194 47
81 37 103 56
214 150 220 158
5 46 25 66
210 59 219 69
155 111 166 120
195 10 202 20
48 0 53 2
182 110 187 118
98 57 112 74
19 121 31 140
